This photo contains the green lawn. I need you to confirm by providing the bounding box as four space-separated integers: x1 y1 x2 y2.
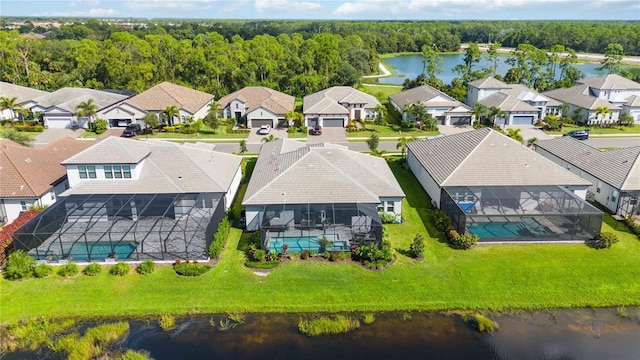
359 84 403 103
545 124 640 135
347 125 438 138
2 160 639 323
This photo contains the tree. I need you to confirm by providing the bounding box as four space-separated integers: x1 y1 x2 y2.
75 99 98 128
472 103 488 128
142 112 159 130
487 106 506 128
487 43 501 77
507 128 524 144
595 106 611 126
453 42 484 82
409 233 425 259
0 96 23 122
373 104 388 126
396 136 416 159
285 110 304 128
0 128 32 146
239 139 248 154
366 133 379 153
420 45 444 89
203 112 220 133
597 43 624 75
527 137 538 148
619 113 634 126
162 105 179 126
261 134 276 143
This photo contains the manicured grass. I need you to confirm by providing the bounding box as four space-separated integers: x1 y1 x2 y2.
347 125 438 138
2 160 640 323
149 127 249 139
359 84 403 103
544 124 640 135
287 130 308 139
78 131 98 138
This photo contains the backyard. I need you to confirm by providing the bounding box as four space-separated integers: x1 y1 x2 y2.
1 159 639 323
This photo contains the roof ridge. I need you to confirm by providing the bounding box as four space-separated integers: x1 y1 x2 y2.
2 149 39 196
441 128 492 185
313 149 380 201
158 83 183 108
619 147 640 190
342 150 402 194
177 145 227 191
144 155 183 193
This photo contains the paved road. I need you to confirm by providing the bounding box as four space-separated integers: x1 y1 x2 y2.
584 138 640 149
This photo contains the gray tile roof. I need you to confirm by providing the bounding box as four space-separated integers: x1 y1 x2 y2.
543 85 622 110
217 86 294 115
243 139 404 206
0 81 49 103
62 136 151 164
389 84 464 109
29 88 129 112
625 95 640 107
63 139 242 195
407 128 591 187
468 77 510 89
303 86 380 114
125 82 214 114
577 74 640 90
535 137 640 191
478 92 539 112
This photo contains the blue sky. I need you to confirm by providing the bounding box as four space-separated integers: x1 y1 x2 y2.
1 0 639 20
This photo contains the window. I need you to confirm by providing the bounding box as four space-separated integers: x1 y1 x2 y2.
611 190 618 203
630 198 638 206
377 201 385 212
386 202 395 213
104 165 113 179
78 165 95 179
78 165 87 179
20 201 27 211
104 165 131 179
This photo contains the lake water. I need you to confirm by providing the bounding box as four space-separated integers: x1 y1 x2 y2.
7 308 640 359
379 53 608 85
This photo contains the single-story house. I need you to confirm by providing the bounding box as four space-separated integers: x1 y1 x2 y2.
466 77 562 125
0 81 49 121
12 137 243 262
303 86 380 128
535 137 640 216
217 86 295 129
22 88 132 129
242 138 405 252
103 82 214 127
406 128 602 242
0 136 91 225
389 84 473 126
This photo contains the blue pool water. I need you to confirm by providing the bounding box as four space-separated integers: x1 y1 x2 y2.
66 242 137 261
467 221 551 239
268 236 350 253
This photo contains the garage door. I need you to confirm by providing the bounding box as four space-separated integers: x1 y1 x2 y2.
323 118 344 127
307 118 319 126
450 116 470 125
251 119 272 128
46 117 73 129
512 116 535 125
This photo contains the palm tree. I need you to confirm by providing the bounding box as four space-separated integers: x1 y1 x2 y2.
595 106 611 127
396 136 417 159
373 104 388 126
261 134 276 143
75 99 98 128
507 128 524 144
162 105 179 126
472 103 487 128
488 106 506 128
0 96 24 124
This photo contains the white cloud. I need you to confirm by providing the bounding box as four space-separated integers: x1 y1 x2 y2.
123 0 215 11
36 8 118 17
255 0 323 13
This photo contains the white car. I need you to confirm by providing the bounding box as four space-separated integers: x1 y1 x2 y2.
258 124 271 135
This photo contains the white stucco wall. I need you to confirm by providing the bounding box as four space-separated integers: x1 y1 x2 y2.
225 166 243 210
246 107 279 129
66 161 143 188
304 114 349 127
407 150 441 207
244 206 263 231
379 197 403 222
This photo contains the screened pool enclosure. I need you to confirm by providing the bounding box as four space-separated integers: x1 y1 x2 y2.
12 193 225 262
440 185 602 241
258 203 383 253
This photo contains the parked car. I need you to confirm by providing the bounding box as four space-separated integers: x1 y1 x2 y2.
258 124 271 135
310 125 322 135
562 129 589 140
122 123 142 138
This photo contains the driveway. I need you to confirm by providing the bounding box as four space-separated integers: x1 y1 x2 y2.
247 127 288 144
505 125 553 142
33 128 85 147
437 125 473 136
306 127 347 144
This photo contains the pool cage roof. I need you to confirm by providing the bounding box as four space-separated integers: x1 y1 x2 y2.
443 185 602 216
12 192 225 262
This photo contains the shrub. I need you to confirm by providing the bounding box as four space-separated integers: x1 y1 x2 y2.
318 236 333 252
409 233 425 258
329 251 340 262
379 212 397 224
592 232 619 249
253 249 266 262
209 216 230 258
32 263 53 278
245 260 280 269
117 350 151 360
93 119 108 134
623 216 640 236
109 262 130 276
159 314 175 331
468 314 499 334
300 250 310 260
173 262 211 276
356 242 394 269
57 263 79 277
0 210 41 268
83 263 102 276
432 209 452 231
298 315 360 337
363 313 375 325
136 259 155 275
450 233 478 250
4 250 35 280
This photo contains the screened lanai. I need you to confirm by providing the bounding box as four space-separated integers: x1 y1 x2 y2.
258 203 383 253
440 185 603 241
12 193 225 262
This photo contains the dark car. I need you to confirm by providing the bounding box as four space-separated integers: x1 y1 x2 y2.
562 129 589 140
122 123 142 138
310 125 322 135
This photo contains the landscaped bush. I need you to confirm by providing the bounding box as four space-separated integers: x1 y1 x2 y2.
379 212 397 224
300 250 310 260
136 259 155 275
467 314 499 334
109 262 130 276
409 233 425 258
159 314 175 331
83 263 102 276
93 119 108 134
0 209 41 269
356 241 394 269
623 216 640 237
298 315 360 337
431 209 452 231
252 249 266 262
13 125 44 132
592 232 619 249
449 233 479 250
209 216 230 258
329 251 341 262
4 250 35 280
33 263 53 278
57 263 80 277
173 261 211 276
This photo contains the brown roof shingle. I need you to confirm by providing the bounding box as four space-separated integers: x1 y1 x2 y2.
217 86 294 115
125 82 214 114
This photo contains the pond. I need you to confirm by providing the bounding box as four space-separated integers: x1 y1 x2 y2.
6 308 640 359
378 53 609 85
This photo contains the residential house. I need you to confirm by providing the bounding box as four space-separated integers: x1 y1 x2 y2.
543 75 640 125
389 84 473 126
22 88 132 129
0 81 49 121
303 86 380 128
243 138 405 252
217 86 295 129
407 128 602 242
0 136 91 224
466 77 561 125
535 137 640 216
12 137 243 262
103 82 215 127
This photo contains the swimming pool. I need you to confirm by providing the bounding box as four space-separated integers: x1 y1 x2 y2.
467 220 551 239
267 236 350 253
56 241 138 261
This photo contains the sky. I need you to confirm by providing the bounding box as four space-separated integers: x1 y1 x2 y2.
1 0 639 20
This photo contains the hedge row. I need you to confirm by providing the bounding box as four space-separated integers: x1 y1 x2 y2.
209 216 231 258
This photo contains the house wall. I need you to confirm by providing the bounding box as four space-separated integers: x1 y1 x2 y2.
225 99 246 120
66 160 144 188
244 206 263 231
592 89 640 102
102 103 145 127
1 198 37 224
466 86 502 107
407 150 442 207
246 107 279 129
379 197 403 222
225 166 243 210
622 105 640 124
1 109 13 120
304 114 349 127
586 108 621 124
